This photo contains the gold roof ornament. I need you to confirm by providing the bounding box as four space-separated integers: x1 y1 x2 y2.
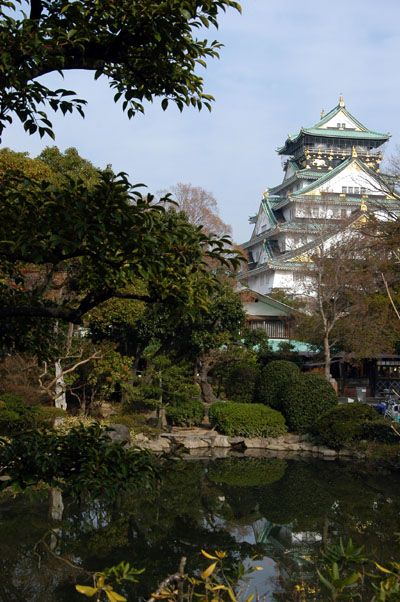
352 146 358 158
339 94 345 108
360 199 368 212
263 189 269 198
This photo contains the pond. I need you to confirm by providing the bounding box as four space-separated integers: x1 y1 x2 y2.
1 455 400 601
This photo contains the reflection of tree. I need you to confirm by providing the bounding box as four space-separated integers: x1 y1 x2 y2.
2 458 400 601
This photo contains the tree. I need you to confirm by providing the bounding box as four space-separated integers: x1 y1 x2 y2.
0 0 241 140
170 182 232 237
295 228 400 379
0 157 241 324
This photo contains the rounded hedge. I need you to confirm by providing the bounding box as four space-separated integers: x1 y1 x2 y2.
282 373 337 433
209 401 287 438
254 360 300 410
166 399 204 427
313 403 398 449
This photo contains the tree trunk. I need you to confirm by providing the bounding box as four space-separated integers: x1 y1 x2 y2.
54 359 67 410
323 335 331 381
197 353 217 404
48 487 64 521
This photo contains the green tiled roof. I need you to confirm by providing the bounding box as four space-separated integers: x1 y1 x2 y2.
303 127 389 139
278 127 389 154
292 157 353 196
268 339 315 353
312 103 369 131
269 168 322 195
261 197 278 225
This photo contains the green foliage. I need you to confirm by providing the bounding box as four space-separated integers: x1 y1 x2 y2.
166 399 205 427
314 404 398 449
76 561 144 601
38 146 102 188
254 360 300 410
0 166 241 325
222 357 259 403
282 373 337 433
208 457 286 487
0 423 157 499
0 395 64 435
124 358 201 415
209 402 287 438
0 0 241 141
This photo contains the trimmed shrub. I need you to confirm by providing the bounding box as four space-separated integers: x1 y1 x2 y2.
0 396 65 436
224 360 259 403
166 400 205 427
282 373 337 433
208 457 286 487
254 360 300 410
209 401 287 438
314 403 398 449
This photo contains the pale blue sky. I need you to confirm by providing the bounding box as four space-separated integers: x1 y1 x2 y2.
3 0 400 242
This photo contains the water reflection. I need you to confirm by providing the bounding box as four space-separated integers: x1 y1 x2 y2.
1 456 400 601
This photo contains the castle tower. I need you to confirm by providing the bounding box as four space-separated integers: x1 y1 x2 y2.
241 97 392 295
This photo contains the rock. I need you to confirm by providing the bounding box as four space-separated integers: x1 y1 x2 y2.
132 433 149 443
286 443 301 451
244 438 270 449
107 423 131 445
139 437 170 453
338 449 353 457
267 442 288 451
181 437 209 450
210 435 231 448
299 443 314 452
97 403 117 419
318 447 337 457
228 437 244 445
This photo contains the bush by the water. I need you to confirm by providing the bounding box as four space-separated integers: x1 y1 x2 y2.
254 360 300 410
0 394 65 435
208 457 286 487
282 373 337 433
166 399 204 427
313 403 398 449
209 401 287 438
0 423 157 499
223 360 259 403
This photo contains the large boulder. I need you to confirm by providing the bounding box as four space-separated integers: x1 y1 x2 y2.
107 423 131 445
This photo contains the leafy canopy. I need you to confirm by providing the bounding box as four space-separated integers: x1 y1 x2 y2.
0 0 241 140
0 148 242 324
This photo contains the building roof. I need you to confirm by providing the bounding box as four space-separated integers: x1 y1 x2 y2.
277 99 390 155
268 168 326 195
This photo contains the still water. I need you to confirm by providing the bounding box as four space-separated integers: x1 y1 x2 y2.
1 455 399 601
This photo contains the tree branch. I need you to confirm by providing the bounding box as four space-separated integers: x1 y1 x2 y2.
30 0 43 20
0 291 153 323
382 272 400 321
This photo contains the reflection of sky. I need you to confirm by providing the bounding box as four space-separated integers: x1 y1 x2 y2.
213 514 323 600
3 1 400 242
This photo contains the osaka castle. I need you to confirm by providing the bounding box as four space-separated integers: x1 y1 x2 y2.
241 96 392 295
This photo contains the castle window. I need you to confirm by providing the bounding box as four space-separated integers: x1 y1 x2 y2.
361 187 367 194
354 187 360 194
348 186 353 194
342 186 347 193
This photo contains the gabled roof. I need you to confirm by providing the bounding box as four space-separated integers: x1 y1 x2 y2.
277 98 390 155
312 101 368 131
292 157 352 196
291 156 382 197
238 286 296 314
